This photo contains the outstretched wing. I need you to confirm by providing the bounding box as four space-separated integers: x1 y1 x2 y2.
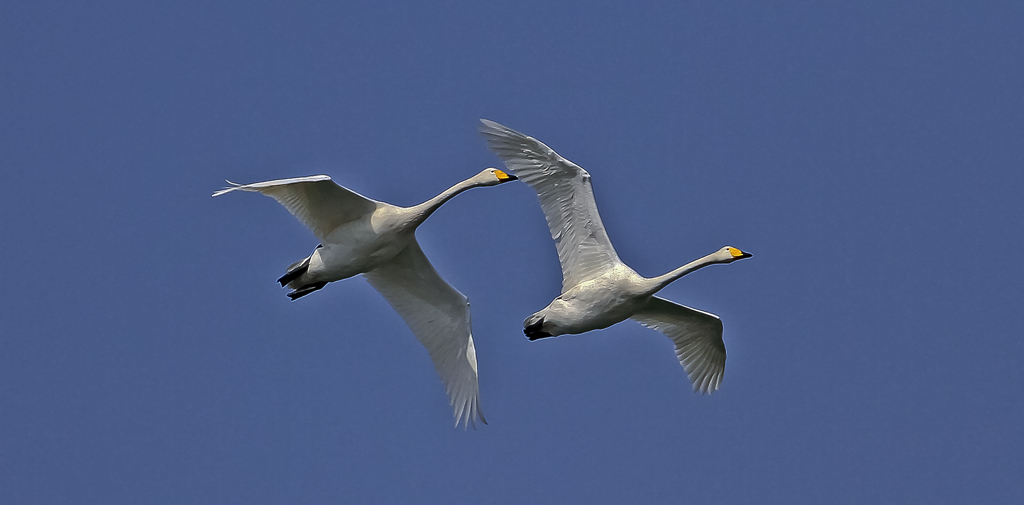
631 296 727 394
362 242 486 429
479 119 622 291
213 175 378 241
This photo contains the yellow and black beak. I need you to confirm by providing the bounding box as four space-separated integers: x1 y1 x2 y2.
495 169 518 182
728 247 753 259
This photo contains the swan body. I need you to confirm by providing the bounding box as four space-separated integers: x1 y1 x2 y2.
480 119 751 394
213 167 517 427
528 264 650 336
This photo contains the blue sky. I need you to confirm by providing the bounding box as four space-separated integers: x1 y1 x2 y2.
2 1 1022 503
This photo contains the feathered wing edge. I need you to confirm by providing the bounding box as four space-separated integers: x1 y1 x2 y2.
631 296 727 394
211 175 333 197
479 119 622 290
212 175 378 240
362 243 487 429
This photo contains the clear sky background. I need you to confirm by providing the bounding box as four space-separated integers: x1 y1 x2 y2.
2 1 1022 503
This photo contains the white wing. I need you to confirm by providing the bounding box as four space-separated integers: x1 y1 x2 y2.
362 242 486 428
213 175 379 241
480 119 621 291
631 296 727 394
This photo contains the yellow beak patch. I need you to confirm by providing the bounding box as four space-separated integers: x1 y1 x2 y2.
728 247 746 258
495 169 513 181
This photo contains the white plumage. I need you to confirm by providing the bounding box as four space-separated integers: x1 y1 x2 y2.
480 119 751 394
214 168 517 427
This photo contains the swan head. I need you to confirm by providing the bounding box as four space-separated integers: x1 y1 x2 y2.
717 246 752 263
476 167 518 186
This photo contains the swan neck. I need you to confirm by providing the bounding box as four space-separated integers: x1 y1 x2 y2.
646 253 723 295
408 177 480 226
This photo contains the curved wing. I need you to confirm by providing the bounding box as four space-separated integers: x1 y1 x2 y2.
480 119 621 291
631 296 727 394
213 175 378 241
362 242 486 429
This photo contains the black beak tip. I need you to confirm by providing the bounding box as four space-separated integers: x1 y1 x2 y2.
741 252 753 259
506 173 518 181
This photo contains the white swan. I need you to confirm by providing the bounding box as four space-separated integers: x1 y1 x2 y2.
480 120 751 394
212 168 518 427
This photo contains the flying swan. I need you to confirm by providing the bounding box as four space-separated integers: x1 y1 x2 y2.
480 119 751 394
213 167 518 427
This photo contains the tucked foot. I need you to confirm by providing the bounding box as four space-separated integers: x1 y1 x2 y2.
287 281 327 300
277 245 322 287
524 318 552 341
278 259 310 287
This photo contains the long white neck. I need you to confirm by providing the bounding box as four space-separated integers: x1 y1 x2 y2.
406 177 482 228
643 251 727 296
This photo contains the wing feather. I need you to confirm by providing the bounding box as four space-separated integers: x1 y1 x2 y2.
631 296 727 394
479 119 621 290
362 242 486 428
213 175 378 241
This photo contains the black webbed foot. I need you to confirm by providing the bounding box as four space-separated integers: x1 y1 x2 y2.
524 318 552 341
287 281 327 300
